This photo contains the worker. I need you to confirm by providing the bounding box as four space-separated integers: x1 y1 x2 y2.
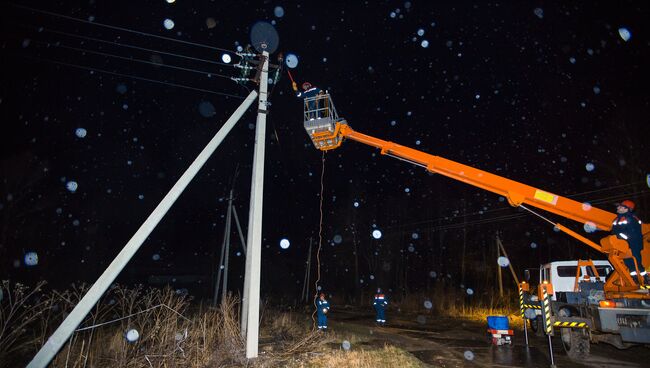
373 288 388 326
292 81 323 119
316 292 330 331
612 200 644 275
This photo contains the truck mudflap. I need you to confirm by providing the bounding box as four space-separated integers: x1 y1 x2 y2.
598 307 650 344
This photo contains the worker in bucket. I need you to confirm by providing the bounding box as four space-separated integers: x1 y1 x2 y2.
373 288 388 326
612 200 645 278
292 81 323 119
316 292 330 331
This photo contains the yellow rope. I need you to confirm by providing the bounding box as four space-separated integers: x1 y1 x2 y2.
311 151 326 328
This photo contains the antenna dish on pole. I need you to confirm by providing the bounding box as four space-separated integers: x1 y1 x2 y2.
250 21 279 54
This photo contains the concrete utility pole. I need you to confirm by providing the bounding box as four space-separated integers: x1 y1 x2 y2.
241 51 269 359
27 91 258 368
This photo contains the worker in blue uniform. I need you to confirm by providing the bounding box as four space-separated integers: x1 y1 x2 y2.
373 288 388 326
612 200 645 276
292 81 323 119
316 293 330 331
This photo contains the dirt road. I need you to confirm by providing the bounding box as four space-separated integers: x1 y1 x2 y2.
329 308 650 367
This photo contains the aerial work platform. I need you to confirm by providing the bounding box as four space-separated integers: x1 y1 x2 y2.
303 93 347 151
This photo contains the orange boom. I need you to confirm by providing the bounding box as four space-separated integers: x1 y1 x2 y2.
302 93 649 299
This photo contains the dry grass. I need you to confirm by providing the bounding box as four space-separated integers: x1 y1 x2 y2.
291 344 424 368
0 281 334 368
0 280 51 365
2 281 524 367
396 282 522 327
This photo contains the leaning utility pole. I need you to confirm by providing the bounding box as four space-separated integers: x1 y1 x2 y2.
241 51 269 359
27 91 258 368
213 188 234 306
497 233 520 286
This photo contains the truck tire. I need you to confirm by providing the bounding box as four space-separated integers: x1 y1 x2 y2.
560 327 590 360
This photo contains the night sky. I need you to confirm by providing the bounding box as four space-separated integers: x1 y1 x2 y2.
1 1 649 302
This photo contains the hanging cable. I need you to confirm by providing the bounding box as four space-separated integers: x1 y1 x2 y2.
311 151 326 328
14 53 245 99
75 303 190 332
8 3 235 53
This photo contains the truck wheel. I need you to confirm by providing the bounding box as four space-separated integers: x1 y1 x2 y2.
560 327 590 360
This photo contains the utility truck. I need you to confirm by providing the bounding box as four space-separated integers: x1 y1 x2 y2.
299 92 650 359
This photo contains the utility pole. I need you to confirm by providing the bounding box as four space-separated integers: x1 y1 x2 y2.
497 232 504 298
497 233 520 286
221 189 234 303
461 199 467 286
301 238 312 302
213 207 228 306
27 91 258 368
241 51 269 359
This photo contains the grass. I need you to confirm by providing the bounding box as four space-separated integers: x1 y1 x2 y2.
395 281 523 327
291 344 425 368
0 281 328 368
1 280 524 367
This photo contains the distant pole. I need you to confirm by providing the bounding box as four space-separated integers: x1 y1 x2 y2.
232 206 247 256
27 90 258 368
221 189 234 303
497 233 504 298
213 219 228 307
242 51 269 359
497 234 520 286
301 238 313 302
461 199 467 287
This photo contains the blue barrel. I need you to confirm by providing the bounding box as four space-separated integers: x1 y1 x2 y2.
487 316 509 330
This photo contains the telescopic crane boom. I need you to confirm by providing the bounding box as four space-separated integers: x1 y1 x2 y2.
301 93 649 299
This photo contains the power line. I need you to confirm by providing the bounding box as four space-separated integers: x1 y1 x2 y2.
28 25 234 67
414 190 650 233
15 53 245 99
53 42 232 79
398 181 648 230
9 3 235 53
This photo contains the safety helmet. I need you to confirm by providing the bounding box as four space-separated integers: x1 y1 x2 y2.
302 82 312 90
377 288 382 293
617 200 636 211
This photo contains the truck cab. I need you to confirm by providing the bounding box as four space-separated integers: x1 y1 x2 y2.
539 260 613 302
539 260 614 301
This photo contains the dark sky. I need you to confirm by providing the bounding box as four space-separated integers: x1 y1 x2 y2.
1 1 649 300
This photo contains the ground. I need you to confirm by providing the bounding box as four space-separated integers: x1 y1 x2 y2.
319 307 650 368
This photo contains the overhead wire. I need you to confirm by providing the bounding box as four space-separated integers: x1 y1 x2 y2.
5 21 245 98
15 53 245 99
8 3 236 53
418 189 650 233
396 180 649 230
53 42 232 79
26 25 234 67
